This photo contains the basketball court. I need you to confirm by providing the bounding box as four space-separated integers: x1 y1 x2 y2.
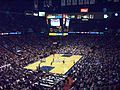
24 54 82 75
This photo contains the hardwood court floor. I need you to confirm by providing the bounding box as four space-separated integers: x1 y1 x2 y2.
24 54 82 75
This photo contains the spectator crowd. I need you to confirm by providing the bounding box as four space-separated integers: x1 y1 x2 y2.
0 34 120 90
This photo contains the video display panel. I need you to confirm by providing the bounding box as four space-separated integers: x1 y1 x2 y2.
46 14 70 35
65 19 70 27
50 19 60 26
39 12 45 16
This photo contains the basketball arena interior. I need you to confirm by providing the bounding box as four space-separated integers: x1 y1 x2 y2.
0 0 120 90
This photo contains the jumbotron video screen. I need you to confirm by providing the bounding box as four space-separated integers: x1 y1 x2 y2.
46 14 70 36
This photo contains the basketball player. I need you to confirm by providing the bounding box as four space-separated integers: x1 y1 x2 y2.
63 60 65 64
51 61 53 65
73 60 75 64
52 54 54 64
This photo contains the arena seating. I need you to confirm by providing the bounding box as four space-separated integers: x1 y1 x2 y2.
0 34 120 90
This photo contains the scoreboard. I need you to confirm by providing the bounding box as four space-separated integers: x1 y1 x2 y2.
46 14 70 33
46 13 95 36
46 11 120 36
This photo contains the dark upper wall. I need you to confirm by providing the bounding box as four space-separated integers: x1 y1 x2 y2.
0 0 34 12
0 0 120 13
